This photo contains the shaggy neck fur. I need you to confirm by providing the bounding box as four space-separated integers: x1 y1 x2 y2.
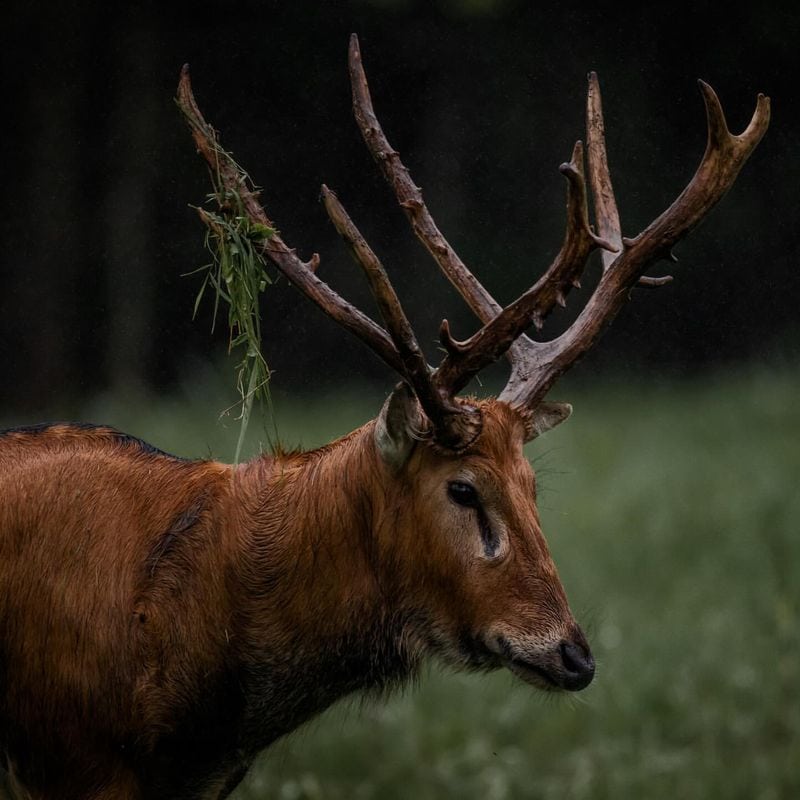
228 422 419 748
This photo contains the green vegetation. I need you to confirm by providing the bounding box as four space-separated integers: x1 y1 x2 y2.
190 146 277 464
10 366 797 799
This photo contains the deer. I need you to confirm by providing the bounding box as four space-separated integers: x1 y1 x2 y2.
0 34 768 800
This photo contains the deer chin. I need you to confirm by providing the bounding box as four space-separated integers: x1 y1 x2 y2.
490 637 563 691
491 632 596 692
503 656 563 692
439 628 565 690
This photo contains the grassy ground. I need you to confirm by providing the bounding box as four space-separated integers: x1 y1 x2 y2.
5 366 798 798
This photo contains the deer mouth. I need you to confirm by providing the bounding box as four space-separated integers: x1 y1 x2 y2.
487 635 561 691
505 657 562 691
493 633 596 692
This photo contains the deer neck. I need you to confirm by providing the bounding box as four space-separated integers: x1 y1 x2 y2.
230 422 416 696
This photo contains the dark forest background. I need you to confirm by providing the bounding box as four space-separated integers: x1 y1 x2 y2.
1 0 797 414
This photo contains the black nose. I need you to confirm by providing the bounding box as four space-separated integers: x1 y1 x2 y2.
558 638 595 691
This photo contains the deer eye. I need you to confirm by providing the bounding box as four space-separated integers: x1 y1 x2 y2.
447 481 479 508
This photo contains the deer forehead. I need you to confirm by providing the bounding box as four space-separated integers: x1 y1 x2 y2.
403 403 533 496
440 401 529 468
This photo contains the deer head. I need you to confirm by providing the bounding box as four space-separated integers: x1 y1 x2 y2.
177 36 769 692
368 389 590 690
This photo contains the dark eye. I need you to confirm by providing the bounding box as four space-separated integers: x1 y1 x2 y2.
447 481 479 508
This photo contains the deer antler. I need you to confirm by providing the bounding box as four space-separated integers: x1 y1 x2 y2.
178 38 769 451
319 184 480 447
346 36 768 409
498 76 770 409
177 62 480 451
176 64 401 376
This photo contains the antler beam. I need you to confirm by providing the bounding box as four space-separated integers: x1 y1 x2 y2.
500 78 770 408
176 65 405 377
179 38 769 452
320 184 476 444
430 76 770 406
347 37 768 410
348 34 503 328
177 62 480 450
432 141 617 395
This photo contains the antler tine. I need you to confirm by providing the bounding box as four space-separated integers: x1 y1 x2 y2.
321 185 479 445
320 185 429 380
176 64 406 377
613 80 770 278
434 140 616 396
501 79 770 409
586 72 673 288
586 71 622 272
349 39 623 399
348 34 504 329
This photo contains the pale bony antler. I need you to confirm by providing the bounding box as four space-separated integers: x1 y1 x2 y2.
178 36 769 450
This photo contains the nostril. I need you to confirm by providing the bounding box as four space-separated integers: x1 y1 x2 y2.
559 640 595 683
559 640 582 673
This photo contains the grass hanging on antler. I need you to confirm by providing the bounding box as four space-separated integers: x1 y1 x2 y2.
189 140 276 463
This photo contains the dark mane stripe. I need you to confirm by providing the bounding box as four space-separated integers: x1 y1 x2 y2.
0 422 191 462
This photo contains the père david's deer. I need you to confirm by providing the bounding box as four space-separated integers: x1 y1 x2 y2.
0 35 768 800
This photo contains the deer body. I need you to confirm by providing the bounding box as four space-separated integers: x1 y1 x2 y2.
0 422 404 798
0 402 582 799
0 33 768 800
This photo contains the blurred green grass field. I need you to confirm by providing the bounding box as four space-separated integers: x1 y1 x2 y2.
6 366 798 798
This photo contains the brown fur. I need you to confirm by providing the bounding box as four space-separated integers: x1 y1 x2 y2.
0 403 586 799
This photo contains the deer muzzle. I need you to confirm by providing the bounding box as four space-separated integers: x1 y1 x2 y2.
495 627 595 692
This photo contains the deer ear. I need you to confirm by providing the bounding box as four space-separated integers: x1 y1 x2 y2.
374 384 423 470
524 401 573 442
